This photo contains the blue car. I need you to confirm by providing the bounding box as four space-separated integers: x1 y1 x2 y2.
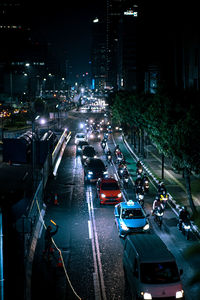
114 200 150 238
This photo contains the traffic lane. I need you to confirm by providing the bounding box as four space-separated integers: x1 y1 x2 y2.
91 183 130 300
83 136 130 299
64 147 95 300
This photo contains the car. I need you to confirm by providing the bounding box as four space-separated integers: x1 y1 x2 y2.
114 200 150 238
81 146 97 164
88 130 101 141
97 178 122 205
84 158 108 183
75 133 87 145
76 140 89 154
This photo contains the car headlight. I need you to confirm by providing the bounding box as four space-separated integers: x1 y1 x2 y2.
121 222 129 231
94 155 97 158
88 171 93 175
83 155 87 159
78 147 81 151
117 193 122 198
90 134 94 138
101 193 106 198
139 194 144 200
103 171 108 175
176 290 184 298
141 292 152 299
143 223 150 231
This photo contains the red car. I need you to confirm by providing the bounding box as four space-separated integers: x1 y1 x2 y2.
97 178 122 205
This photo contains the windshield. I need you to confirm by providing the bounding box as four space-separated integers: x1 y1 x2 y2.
121 208 144 219
140 262 180 284
83 148 95 156
77 134 85 139
101 182 119 190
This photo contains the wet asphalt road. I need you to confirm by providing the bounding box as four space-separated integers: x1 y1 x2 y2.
31 108 200 300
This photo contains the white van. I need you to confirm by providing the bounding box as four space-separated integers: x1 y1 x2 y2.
123 234 184 300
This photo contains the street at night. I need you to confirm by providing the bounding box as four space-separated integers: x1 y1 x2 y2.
1 1 200 300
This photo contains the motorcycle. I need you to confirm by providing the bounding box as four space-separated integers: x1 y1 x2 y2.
116 154 124 164
101 141 106 150
123 173 129 188
135 186 144 207
153 206 164 228
106 154 112 164
143 177 149 193
178 218 191 240
118 165 126 178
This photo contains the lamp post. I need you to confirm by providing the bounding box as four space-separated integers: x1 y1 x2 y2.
32 115 39 190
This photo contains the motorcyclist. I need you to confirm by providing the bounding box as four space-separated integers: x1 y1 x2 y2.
178 206 190 231
136 160 143 175
115 145 121 156
142 173 149 190
106 149 112 161
106 148 112 157
136 160 142 168
135 175 143 188
101 138 107 149
152 196 164 215
118 162 126 178
158 181 167 194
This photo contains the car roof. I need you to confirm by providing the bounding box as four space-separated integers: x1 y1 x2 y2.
100 178 118 183
120 200 142 209
83 145 95 150
77 141 88 145
126 234 175 263
87 158 105 167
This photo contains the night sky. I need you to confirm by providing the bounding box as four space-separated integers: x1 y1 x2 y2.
27 0 104 77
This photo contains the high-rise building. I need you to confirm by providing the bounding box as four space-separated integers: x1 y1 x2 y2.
106 0 142 91
0 0 47 100
91 17 107 91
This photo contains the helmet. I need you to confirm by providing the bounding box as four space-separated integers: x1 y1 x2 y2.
155 196 159 200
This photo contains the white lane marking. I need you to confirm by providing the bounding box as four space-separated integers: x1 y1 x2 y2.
88 220 93 239
86 186 107 300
